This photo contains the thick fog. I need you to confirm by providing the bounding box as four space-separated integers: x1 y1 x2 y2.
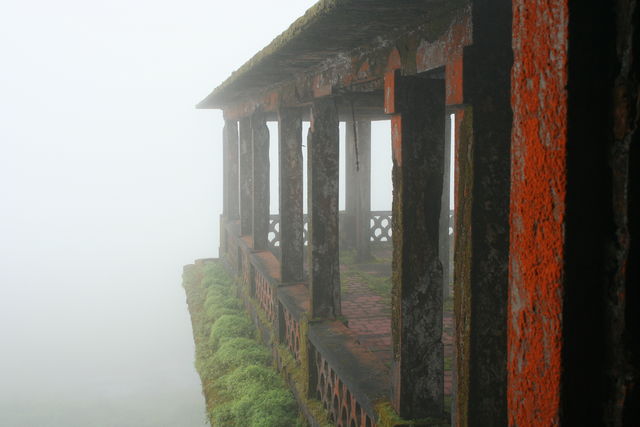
0 1 316 425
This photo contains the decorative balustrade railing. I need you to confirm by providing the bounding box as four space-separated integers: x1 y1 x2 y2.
268 211 393 251
255 269 277 326
281 305 302 363
311 344 376 427
369 211 392 243
267 214 308 250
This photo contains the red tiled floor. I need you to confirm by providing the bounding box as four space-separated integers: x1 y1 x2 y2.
340 246 455 398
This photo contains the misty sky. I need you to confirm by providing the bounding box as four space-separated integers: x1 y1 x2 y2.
0 1 322 425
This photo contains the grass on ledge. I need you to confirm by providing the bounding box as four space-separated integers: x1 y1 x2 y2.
183 260 303 427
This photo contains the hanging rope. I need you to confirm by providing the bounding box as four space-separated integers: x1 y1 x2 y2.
350 98 360 172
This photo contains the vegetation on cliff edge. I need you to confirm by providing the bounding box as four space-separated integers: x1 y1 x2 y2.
183 260 302 427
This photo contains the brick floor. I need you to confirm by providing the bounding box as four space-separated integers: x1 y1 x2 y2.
340 245 455 398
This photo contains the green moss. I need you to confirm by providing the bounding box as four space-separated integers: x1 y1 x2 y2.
183 260 301 427
275 343 332 427
375 401 450 427
203 286 229 303
211 364 300 426
202 261 233 285
216 364 282 396
376 401 404 426
206 305 242 323
205 293 242 316
186 258 335 427
444 354 453 372
210 338 271 377
209 314 255 349
211 365 298 427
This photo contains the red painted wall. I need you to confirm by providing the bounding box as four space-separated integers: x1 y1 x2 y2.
509 0 568 425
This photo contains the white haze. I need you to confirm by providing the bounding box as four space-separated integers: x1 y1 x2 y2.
0 1 318 425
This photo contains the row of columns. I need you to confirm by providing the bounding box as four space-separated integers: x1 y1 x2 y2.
221 79 448 419
219 4 513 425
221 105 373 318
222 79 448 420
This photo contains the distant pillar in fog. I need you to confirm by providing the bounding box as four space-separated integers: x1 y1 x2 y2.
224 120 239 221
239 117 253 236
251 114 269 251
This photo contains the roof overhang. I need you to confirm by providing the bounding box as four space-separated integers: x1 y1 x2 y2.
197 0 463 110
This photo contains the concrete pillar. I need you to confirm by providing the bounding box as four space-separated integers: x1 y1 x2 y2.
454 2 512 425
308 98 341 319
346 120 372 260
354 121 371 262
278 108 304 282
251 114 270 251
239 118 252 236
224 120 239 221
386 70 445 419
221 119 238 256
222 123 229 223
344 122 357 249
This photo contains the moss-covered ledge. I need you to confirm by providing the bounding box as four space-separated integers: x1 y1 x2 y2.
182 258 303 427
231 263 332 427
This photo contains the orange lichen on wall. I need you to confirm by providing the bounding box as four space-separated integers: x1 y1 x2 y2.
384 70 397 114
445 56 463 105
509 0 568 425
391 115 402 167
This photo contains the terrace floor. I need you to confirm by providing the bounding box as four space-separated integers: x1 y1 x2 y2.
339 245 454 399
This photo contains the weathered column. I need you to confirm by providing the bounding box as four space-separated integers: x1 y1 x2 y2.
251 114 270 251
344 122 357 248
222 124 229 223
386 70 445 419
453 2 512 426
220 119 239 255
308 98 341 319
224 120 240 221
278 108 304 282
354 121 372 262
239 118 253 236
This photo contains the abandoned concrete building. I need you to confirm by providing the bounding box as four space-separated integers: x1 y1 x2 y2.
193 0 638 425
